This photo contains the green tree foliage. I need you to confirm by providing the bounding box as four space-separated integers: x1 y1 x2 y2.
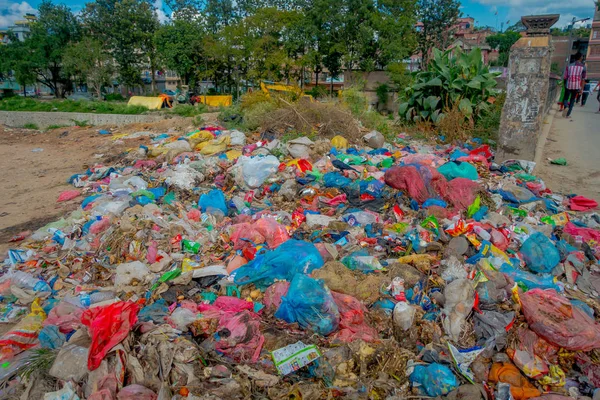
485 31 521 67
399 47 498 124
82 0 160 90
416 0 460 66
156 20 206 86
0 1 80 97
64 37 114 98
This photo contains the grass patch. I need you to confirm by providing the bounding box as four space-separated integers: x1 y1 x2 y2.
23 123 39 130
0 97 149 115
46 124 70 130
168 103 209 117
70 119 91 127
472 92 505 145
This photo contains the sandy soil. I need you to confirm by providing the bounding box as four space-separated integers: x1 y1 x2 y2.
536 99 600 200
0 113 218 257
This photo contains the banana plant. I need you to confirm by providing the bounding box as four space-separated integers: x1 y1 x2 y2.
399 47 499 124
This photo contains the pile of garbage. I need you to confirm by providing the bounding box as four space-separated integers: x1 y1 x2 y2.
2 124 600 400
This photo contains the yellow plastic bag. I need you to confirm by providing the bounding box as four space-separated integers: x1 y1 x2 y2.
331 135 348 149
225 150 242 160
189 130 214 141
201 135 231 155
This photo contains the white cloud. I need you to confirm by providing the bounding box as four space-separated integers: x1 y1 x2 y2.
153 0 170 23
472 0 595 28
0 1 36 29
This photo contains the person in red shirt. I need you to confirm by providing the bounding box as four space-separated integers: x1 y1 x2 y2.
562 52 587 119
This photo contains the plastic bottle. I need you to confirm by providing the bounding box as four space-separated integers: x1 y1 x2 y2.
473 226 491 241
64 291 116 308
11 271 51 292
393 300 416 331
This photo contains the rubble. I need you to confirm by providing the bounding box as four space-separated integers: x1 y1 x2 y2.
1 123 600 400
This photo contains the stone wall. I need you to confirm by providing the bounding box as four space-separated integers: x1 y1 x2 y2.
0 111 165 129
497 36 553 162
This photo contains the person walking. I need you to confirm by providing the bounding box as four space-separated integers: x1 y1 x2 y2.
581 80 591 106
562 52 587 119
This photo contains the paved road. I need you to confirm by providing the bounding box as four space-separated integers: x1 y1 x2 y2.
536 94 600 200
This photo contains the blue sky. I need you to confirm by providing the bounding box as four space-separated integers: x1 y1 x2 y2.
0 0 597 29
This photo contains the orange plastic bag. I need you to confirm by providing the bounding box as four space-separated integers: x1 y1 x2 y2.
489 362 541 400
81 301 139 370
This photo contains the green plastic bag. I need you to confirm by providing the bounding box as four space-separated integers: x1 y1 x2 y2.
438 162 478 181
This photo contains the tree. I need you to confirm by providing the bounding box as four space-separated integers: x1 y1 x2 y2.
63 37 114 98
156 20 206 86
83 0 160 92
416 0 460 66
0 1 80 97
486 31 520 66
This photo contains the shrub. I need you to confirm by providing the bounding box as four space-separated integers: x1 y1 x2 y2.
23 123 39 130
104 93 125 101
399 47 499 125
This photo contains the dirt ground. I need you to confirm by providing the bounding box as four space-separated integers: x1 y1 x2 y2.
0 113 218 257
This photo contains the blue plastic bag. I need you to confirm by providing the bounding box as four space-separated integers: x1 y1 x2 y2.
323 172 352 188
233 240 324 289
410 363 458 396
138 299 170 323
39 325 66 349
275 274 340 335
520 232 560 274
199 189 228 215
499 263 563 291
422 198 447 208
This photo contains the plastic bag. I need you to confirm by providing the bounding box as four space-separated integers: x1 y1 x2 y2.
214 310 264 362
0 298 46 362
341 250 383 272
230 222 265 249
57 190 81 202
410 363 458 397
115 261 151 291
331 135 348 149
520 289 600 351
331 292 378 343
569 195 598 211
236 155 280 188
438 162 479 181
49 344 89 381
39 325 66 349
116 384 157 400
254 217 290 249
564 221 600 242
81 301 140 370
264 282 290 312
444 178 480 210
323 172 352 188
519 232 560 274
138 299 170 323
233 240 324 289
169 307 198 331
44 301 84 333
384 164 448 204
199 189 228 216
499 264 562 291
442 278 474 341
488 362 541 400
275 274 340 336
507 327 558 380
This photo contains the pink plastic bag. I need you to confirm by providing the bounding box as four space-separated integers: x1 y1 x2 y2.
384 165 448 204
331 292 378 343
444 178 480 210
569 195 598 211
57 190 81 202
214 310 264 362
230 223 265 249
264 281 290 312
44 301 84 333
116 384 157 400
520 289 600 351
254 218 290 249
81 301 139 370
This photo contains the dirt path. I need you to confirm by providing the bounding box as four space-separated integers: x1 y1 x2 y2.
0 114 219 257
536 98 600 200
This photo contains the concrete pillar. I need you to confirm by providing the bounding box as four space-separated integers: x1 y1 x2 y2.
496 36 553 162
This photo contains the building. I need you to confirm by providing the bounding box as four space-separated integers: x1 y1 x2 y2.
451 17 497 64
587 3 600 79
0 13 36 44
552 36 590 75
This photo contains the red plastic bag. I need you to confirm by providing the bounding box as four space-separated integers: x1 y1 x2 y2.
507 327 558 379
214 310 264 362
569 195 598 211
470 144 493 159
57 190 81 202
331 292 378 343
81 301 140 370
520 289 600 351
384 165 448 204
198 296 254 315
564 222 600 242
443 178 480 210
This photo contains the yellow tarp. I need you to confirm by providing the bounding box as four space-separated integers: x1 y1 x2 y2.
128 96 165 110
196 95 232 107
